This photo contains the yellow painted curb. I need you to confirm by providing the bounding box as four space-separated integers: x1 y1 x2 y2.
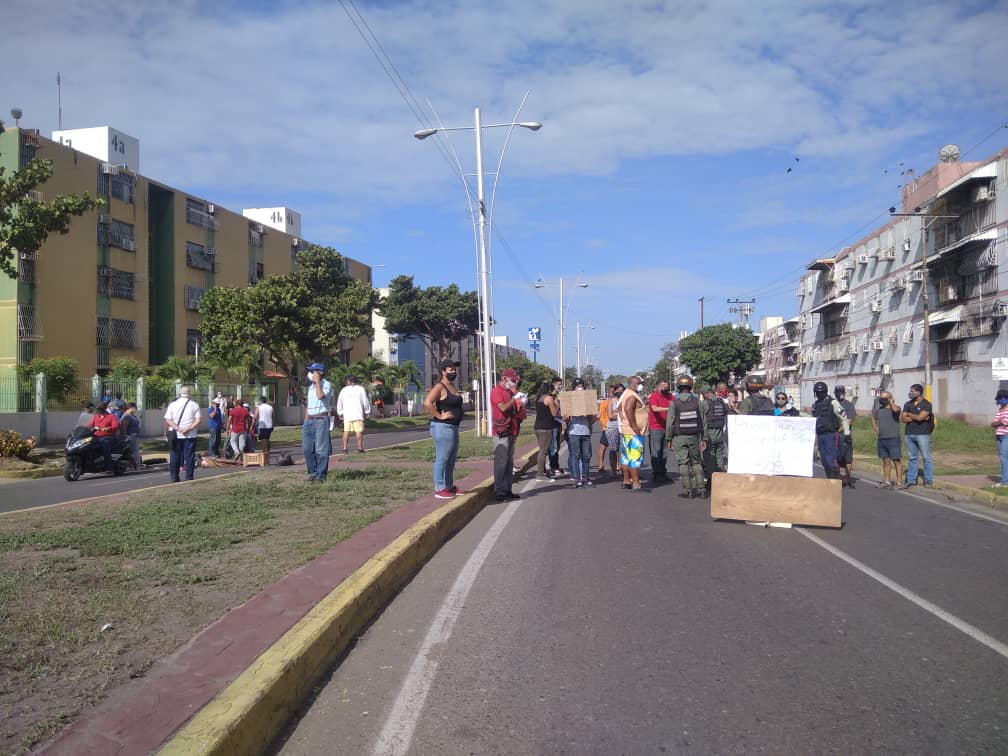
158 444 538 756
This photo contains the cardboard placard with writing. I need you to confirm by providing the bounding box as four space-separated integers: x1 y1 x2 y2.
558 390 600 418
726 415 816 477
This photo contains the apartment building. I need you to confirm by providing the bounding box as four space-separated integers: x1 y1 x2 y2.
0 125 371 394
795 146 1007 423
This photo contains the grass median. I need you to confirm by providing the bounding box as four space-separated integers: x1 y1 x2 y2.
0 461 468 754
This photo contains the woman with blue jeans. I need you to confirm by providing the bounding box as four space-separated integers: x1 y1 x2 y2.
566 378 597 487
424 359 464 500
990 390 1008 487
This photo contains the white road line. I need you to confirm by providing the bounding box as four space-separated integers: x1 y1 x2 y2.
797 528 1008 661
897 488 1008 527
372 482 529 756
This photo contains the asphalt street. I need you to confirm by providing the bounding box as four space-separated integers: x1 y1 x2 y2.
274 464 1008 755
0 422 449 514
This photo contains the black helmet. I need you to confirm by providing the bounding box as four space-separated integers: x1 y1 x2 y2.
834 385 846 399
813 381 828 397
676 375 694 391
744 375 765 393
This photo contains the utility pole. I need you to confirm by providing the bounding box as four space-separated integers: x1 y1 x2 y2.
727 298 756 329
698 297 705 330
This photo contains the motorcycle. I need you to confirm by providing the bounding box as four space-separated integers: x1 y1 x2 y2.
64 427 134 481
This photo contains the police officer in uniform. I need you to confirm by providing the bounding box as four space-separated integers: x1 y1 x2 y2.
666 376 705 498
812 380 848 479
738 376 774 415
699 384 728 495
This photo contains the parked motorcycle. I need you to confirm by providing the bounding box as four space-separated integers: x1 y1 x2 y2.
64 427 134 481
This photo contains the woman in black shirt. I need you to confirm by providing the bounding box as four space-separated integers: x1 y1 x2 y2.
534 381 560 480
424 359 465 499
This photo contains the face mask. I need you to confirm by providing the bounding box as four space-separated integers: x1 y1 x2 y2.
909 392 919 400
998 399 1008 406
446 371 457 381
776 397 787 405
717 389 728 398
879 398 889 406
554 384 563 392
661 389 671 396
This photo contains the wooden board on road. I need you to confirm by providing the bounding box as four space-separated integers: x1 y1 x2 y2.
710 472 842 528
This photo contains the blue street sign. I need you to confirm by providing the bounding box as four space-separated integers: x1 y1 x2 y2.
529 341 541 351
528 327 541 342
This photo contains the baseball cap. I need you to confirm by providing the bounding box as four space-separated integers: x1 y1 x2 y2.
572 377 585 387
439 359 461 370
501 368 521 381
307 362 326 373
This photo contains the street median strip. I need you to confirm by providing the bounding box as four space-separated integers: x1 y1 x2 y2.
158 443 537 756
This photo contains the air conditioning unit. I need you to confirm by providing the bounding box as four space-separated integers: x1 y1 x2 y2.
973 186 990 203
837 278 849 292
861 343 870 353
903 328 914 344
872 340 884 351
870 300 883 313
24 189 43 202
849 386 860 397
903 239 912 253
207 204 216 214
291 237 300 247
206 247 218 256
996 303 1008 317
890 277 906 290
910 269 926 282
871 388 881 397
889 331 899 345
858 254 870 264
881 363 892 375
944 285 958 301
847 342 858 355
881 249 896 260
124 239 137 252
97 214 111 225
98 265 112 277
255 223 265 234
101 163 120 175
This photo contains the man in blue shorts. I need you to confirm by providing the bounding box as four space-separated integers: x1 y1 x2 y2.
871 389 903 489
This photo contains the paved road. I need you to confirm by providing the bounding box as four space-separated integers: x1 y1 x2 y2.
275 469 1008 755
0 422 452 514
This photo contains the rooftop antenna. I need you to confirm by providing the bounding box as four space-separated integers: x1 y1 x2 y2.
57 72 62 130
938 144 961 163
10 107 22 128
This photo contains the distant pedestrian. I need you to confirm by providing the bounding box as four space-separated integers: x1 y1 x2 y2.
618 376 648 490
597 384 623 477
548 375 564 477
424 359 465 499
254 397 274 457
871 390 903 489
372 377 387 418
109 392 126 418
533 381 560 482
75 401 95 429
811 381 847 480
207 396 224 457
774 390 800 417
667 375 705 498
834 386 857 488
337 375 371 453
303 362 333 483
227 399 251 459
726 389 740 414
991 389 1008 487
900 383 934 488
164 387 200 482
566 377 596 488
647 379 673 482
119 402 142 469
491 368 525 502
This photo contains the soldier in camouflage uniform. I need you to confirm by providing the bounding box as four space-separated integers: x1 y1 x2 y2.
699 384 728 495
666 375 706 498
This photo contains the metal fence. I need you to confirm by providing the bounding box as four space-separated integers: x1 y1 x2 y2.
0 374 33 413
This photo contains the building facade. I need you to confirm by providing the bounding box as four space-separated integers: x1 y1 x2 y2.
795 147 1007 423
0 126 371 394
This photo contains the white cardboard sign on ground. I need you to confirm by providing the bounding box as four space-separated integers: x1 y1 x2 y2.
726 415 816 477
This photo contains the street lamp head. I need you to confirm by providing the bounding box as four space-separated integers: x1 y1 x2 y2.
889 206 897 214
414 128 438 140
518 121 543 131
577 283 588 289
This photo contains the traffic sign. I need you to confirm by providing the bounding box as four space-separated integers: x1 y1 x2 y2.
993 358 1008 380
528 327 541 342
529 341 541 351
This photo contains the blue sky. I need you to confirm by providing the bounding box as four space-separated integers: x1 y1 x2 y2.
7 0 1008 377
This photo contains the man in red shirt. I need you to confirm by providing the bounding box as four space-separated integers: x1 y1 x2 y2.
227 400 251 458
491 367 526 502
648 379 672 482
91 401 120 473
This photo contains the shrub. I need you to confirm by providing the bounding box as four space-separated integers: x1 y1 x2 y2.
17 356 80 403
0 429 33 460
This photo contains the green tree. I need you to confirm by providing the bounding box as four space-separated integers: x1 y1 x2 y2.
1 155 102 278
199 245 378 403
108 357 146 382
677 324 761 384
17 356 79 403
379 275 479 362
350 356 390 383
197 286 264 382
499 353 555 397
563 364 604 389
389 360 421 406
155 355 202 383
605 373 629 388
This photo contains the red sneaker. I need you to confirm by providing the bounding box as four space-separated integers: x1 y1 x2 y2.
434 489 456 499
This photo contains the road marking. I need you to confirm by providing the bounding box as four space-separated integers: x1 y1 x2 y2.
896 487 1008 527
372 481 529 756
797 527 1008 661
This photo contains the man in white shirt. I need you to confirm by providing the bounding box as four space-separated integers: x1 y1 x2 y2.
336 374 372 453
303 362 333 482
253 397 274 457
164 386 201 482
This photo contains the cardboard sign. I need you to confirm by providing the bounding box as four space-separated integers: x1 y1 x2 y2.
726 415 816 477
558 390 600 418
710 472 842 528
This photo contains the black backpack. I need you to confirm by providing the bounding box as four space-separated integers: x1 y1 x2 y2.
749 394 774 416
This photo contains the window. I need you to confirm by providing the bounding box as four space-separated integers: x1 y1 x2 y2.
18 251 36 283
96 316 139 349
248 260 264 284
185 285 205 311
97 266 136 299
185 241 215 272
186 329 201 356
97 218 136 252
936 340 967 367
98 169 136 204
822 316 848 340
248 226 264 248
186 198 219 230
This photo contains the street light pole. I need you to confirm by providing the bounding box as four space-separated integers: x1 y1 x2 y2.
474 107 495 434
558 276 564 378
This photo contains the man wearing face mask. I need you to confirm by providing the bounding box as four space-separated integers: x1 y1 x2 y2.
648 379 673 482
900 383 934 488
548 375 565 478
834 386 857 488
990 389 1008 487
618 376 648 490
871 389 903 489
491 368 525 502
302 362 333 483
666 375 705 498
811 380 848 480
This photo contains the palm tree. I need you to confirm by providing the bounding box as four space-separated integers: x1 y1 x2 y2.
350 356 390 384
390 361 421 414
156 355 199 383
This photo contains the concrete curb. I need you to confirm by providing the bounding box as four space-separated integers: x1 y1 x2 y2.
853 455 1007 510
157 442 538 756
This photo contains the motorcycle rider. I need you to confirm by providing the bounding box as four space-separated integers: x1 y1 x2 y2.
91 401 120 473
812 380 849 479
666 375 706 498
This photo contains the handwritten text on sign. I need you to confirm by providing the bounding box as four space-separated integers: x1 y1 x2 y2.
726 415 816 477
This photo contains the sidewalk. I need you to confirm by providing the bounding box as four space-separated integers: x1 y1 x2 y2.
39 439 539 755
853 454 1007 509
